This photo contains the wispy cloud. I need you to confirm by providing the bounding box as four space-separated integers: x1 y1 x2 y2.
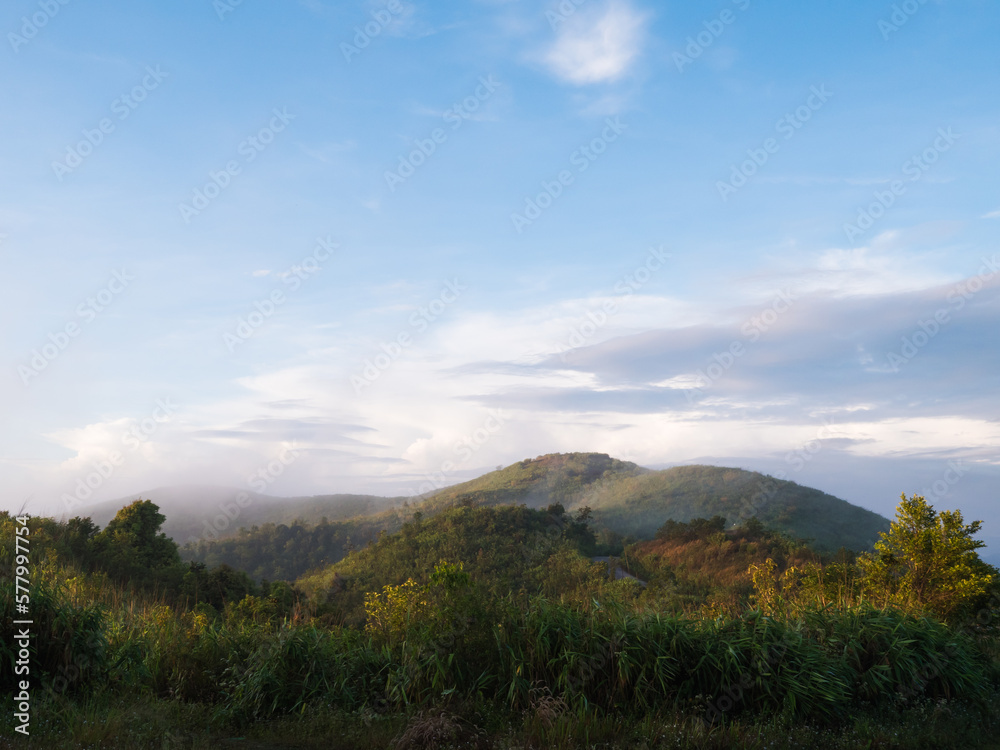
543 0 649 85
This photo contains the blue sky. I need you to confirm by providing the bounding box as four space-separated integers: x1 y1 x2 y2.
2 0 999 552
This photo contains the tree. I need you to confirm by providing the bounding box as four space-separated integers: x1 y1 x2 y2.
860 493 995 621
92 500 181 586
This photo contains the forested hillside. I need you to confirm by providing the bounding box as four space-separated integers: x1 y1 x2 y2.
178 453 890 583
415 454 890 551
183 514 404 582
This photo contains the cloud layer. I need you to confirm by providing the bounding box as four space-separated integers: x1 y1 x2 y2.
543 1 649 84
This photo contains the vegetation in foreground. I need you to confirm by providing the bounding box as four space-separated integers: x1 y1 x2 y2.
1 490 998 749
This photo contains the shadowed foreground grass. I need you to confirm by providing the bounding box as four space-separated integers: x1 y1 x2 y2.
2 689 1000 750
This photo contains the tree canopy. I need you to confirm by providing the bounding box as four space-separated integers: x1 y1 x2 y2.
860 493 995 621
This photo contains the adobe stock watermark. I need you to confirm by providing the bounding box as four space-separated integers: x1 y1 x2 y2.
384 75 501 192
884 254 998 372
213 0 245 21
510 117 627 233
341 0 404 63
224 236 337 352
52 66 168 181
546 0 588 29
351 279 465 394
557 245 671 356
7 0 72 53
716 85 832 201
406 409 510 498
783 417 840 473
878 0 930 41
18 269 135 386
60 398 180 512
674 0 752 72
733 416 841 520
920 461 970 504
177 107 295 223
843 127 958 243
682 288 798 403
187 444 301 544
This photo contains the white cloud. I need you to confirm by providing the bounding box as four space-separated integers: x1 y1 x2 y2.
983 208 1000 219
10 246 998 508
543 1 649 85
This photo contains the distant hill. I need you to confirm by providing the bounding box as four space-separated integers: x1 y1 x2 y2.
570 463 891 553
418 454 891 553
419 453 645 512
73 485 407 546
76 453 891 583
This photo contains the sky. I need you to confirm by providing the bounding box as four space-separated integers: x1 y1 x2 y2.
1 0 998 553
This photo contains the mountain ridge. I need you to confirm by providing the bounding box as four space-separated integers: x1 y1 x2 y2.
82 453 891 578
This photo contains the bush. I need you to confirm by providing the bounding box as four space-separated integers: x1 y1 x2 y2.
0 577 109 695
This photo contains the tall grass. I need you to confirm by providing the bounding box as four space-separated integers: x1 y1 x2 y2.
0 577 108 695
5 566 997 737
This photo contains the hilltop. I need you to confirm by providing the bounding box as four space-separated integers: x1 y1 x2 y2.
166 453 890 583
417 453 890 553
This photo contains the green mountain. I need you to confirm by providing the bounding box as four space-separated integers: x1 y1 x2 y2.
419 452 646 511
171 453 890 583
417 453 890 553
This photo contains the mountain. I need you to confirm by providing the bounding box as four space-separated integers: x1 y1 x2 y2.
418 452 645 511
76 454 891 583
417 454 891 553
570 463 891 553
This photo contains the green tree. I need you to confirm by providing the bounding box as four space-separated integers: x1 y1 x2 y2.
860 493 995 621
92 500 181 586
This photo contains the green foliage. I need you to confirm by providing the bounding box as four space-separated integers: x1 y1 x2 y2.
858 494 996 622
419 453 645 513
91 500 182 586
798 606 995 705
176 455 894 594
656 515 728 542
180 561 259 611
629 518 819 616
0 576 108 695
299 504 599 624
3 488 1000 748
182 514 402 583
413 454 890 553
575 466 890 553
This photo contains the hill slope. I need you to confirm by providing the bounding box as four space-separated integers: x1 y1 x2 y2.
419 453 645 512
296 502 602 624
567 464 891 553
421 454 890 553
83 454 890 583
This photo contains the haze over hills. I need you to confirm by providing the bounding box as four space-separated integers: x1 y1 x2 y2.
81 454 889 554
75 485 408 546
95 453 891 583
